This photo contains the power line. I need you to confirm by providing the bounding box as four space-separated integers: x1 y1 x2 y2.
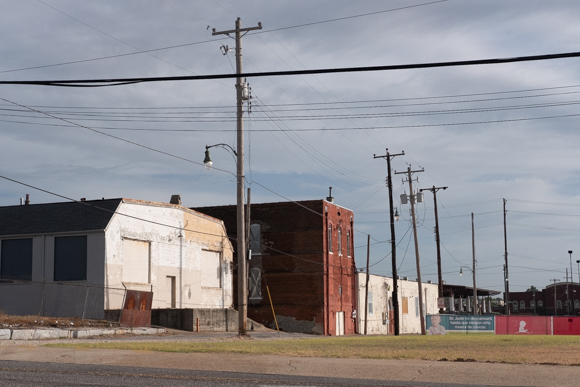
3 51 580 87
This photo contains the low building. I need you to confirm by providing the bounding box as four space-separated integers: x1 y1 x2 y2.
193 198 357 336
0 197 234 321
356 273 439 334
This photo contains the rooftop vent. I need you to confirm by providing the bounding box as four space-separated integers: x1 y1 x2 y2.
170 195 182 205
326 187 334 203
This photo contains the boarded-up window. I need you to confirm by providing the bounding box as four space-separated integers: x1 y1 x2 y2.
123 239 150 284
249 224 261 255
54 235 87 281
201 250 221 288
402 297 409 314
368 291 373 314
337 228 342 256
249 267 262 300
1 238 33 281
415 298 420 317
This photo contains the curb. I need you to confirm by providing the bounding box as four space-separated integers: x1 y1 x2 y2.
1 327 165 340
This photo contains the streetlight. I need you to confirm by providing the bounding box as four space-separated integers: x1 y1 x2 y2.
203 142 247 335
459 266 477 315
569 250 573 315
203 144 237 170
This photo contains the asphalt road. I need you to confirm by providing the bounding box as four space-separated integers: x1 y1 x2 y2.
0 360 521 387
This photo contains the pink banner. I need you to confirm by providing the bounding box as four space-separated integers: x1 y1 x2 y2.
553 317 580 335
495 316 551 335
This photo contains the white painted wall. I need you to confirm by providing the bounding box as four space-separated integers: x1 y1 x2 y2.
356 273 439 335
104 200 234 312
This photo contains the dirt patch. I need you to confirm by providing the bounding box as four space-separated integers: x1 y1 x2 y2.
0 313 119 329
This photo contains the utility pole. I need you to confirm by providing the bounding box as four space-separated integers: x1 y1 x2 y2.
212 18 262 336
551 278 560 316
374 149 404 335
471 213 477 315
364 235 370 335
420 185 447 313
503 198 509 316
396 165 425 335
566 268 570 315
569 250 574 314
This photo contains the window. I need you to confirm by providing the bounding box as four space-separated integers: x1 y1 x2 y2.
337 228 342 256
201 250 221 288
249 268 262 301
249 224 261 256
367 291 373 314
402 297 409 314
346 230 351 257
557 300 563 309
415 298 420 317
538 300 544 308
1 238 33 281
122 239 150 284
575 299 580 309
530 300 535 310
327 224 332 253
520 300 525 310
54 236 87 281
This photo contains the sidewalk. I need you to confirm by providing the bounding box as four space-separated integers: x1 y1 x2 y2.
1 330 579 386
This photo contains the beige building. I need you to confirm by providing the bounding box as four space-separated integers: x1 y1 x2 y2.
356 273 439 334
0 197 233 320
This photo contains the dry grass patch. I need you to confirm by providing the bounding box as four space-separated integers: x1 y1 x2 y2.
50 334 580 365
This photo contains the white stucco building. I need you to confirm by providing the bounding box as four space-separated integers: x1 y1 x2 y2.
356 273 439 335
0 197 233 320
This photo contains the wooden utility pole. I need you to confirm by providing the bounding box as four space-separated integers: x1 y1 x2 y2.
373 149 404 335
212 18 262 336
471 213 477 315
551 278 560 315
396 165 425 335
503 198 509 315
364 235 370 335
420 186 447 313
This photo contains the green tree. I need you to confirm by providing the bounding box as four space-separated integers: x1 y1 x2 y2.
526 285 539 292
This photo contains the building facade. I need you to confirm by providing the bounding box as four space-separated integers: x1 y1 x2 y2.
194 199 357 336
0 198 233 320
356 273 439 334
509 283 580 315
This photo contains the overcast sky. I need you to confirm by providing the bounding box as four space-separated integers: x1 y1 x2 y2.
2 0 580 298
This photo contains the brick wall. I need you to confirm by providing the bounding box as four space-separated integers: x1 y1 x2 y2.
193 200 357 335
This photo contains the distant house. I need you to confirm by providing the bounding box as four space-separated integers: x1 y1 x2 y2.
356 273 439 334
193 199 357 336
0 197 233 320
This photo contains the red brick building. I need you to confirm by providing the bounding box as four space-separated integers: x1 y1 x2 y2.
193 199 357 335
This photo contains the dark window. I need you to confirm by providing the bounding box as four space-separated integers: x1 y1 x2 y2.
54 236 87 281
346 230 351 257
249 224 261 255
1 238 33 281
328 225 333 253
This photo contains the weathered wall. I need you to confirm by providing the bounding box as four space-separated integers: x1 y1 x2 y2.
151 308 270 332
104 200 233 312
356 273 439 334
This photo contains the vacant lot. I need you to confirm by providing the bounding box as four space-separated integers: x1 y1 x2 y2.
51 334 580 365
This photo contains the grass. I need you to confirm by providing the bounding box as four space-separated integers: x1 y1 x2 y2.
48 334 580 365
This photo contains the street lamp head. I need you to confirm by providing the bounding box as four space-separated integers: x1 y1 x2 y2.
394 207 399 221
569 250 573 255
203 146 213 170
459 267 463 276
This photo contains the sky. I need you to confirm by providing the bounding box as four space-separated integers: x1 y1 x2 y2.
1 0 580 298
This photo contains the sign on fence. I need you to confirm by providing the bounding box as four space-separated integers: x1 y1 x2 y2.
495 316 551 335
426 314 494 334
